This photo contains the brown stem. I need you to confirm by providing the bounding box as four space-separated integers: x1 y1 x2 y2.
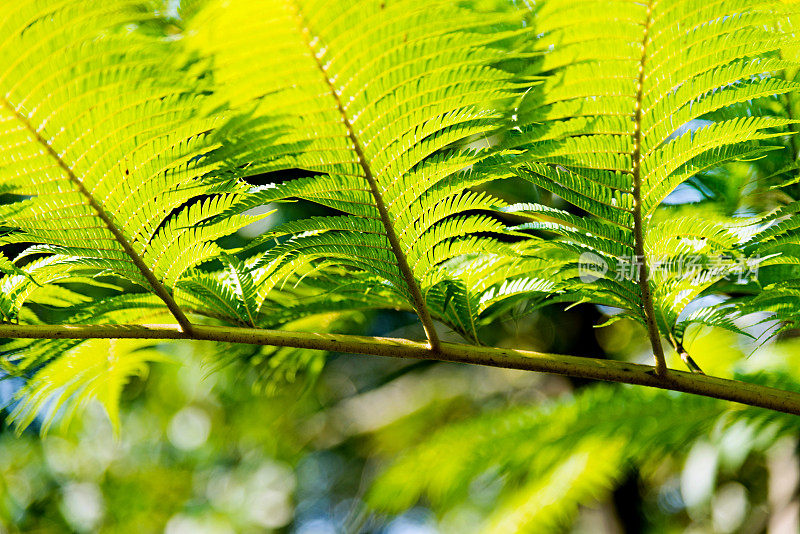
1 322 799 415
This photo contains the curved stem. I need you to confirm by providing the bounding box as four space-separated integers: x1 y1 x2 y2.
2 323 799 416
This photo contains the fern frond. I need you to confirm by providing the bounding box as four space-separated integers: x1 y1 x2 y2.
504 0 797 368
8 338 167 434
484 438 626 534
182 0 528 345
0 0 258 330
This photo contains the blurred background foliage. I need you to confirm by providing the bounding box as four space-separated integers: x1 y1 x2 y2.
3 0 800 533
3 295 800 533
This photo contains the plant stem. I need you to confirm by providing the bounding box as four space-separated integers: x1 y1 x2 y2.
0 97 194 334
673 340 704 374
289 1 441 351
631 1 667 375
2 323 799 416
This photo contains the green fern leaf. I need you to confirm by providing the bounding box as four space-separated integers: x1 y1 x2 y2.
0 0 259 329
9 338 167 434
181 0 530 343
504 0 798 365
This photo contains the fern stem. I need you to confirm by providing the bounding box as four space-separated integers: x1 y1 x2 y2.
0 97 194 335
631 1 667 375
1 323 799 416
289 1 441 351
668 335 704 374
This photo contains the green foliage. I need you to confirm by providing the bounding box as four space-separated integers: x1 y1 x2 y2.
368 377 800 532
0 1 255 305
9 339 165 434
0 0 799 447
179 0 536 339
503 0 800 349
